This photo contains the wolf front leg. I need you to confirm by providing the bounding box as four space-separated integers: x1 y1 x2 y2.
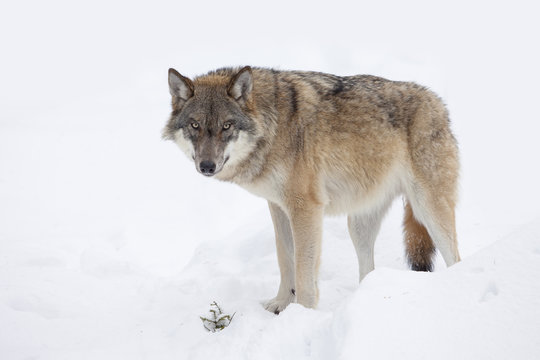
264 201 296 314
288 200 323 309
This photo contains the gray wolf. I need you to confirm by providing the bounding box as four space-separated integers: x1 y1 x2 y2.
163 66 460 314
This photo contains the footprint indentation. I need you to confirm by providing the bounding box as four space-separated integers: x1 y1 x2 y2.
480 282 499 303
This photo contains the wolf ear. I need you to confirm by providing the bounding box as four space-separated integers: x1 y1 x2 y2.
168 68 194 103
228 66 253 104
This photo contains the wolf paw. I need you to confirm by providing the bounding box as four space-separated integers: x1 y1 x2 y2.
263 295 294 315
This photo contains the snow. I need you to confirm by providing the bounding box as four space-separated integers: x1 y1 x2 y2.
1 0 540 359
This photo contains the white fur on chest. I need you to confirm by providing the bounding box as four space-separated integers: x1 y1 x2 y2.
241 173 285 207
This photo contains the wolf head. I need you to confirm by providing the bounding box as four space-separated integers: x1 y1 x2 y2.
163 67 259 178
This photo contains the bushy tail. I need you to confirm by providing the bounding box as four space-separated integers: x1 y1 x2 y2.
403 201 436 271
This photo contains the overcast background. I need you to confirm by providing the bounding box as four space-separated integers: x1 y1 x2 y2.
1 1 539 359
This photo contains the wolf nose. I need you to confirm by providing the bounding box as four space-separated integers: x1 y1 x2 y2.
200 161 216 175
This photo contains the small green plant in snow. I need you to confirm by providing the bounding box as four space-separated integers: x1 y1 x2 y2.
200 301 235 332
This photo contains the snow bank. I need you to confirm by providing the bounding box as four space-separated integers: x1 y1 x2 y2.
4 210 538 359
169 218 540 360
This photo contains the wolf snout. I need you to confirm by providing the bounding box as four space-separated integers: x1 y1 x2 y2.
199 160 216 176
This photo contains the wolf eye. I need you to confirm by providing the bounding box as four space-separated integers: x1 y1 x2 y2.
191 122 199 129
223 122 231 130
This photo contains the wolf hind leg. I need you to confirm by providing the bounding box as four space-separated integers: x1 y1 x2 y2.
347 201 392 282
405 188 460 267
264 201 296 314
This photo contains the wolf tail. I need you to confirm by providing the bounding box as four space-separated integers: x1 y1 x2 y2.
403 201 436 271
